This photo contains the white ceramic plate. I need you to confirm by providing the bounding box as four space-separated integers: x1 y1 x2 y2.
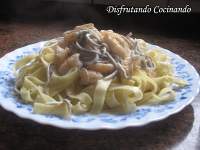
0 41 199 130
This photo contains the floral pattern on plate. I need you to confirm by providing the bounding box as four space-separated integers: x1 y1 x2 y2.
0 41 199 130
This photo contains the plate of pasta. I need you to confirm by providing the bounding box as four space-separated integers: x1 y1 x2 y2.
0 24 199 130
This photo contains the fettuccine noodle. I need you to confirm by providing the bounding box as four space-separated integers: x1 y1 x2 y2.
14 24 186 117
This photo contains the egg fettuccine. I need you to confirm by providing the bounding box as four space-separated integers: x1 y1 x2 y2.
14 24 186 117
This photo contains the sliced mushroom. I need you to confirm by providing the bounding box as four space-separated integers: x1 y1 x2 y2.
87 63 114 74
58 53 82 75
80 68 103 85
63 30 77 46
101 30 131 59
54 46 69 66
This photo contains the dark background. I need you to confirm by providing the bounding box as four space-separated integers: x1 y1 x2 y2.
0 0 200 39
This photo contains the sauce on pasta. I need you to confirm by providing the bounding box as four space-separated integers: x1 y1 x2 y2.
14 23 186 117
